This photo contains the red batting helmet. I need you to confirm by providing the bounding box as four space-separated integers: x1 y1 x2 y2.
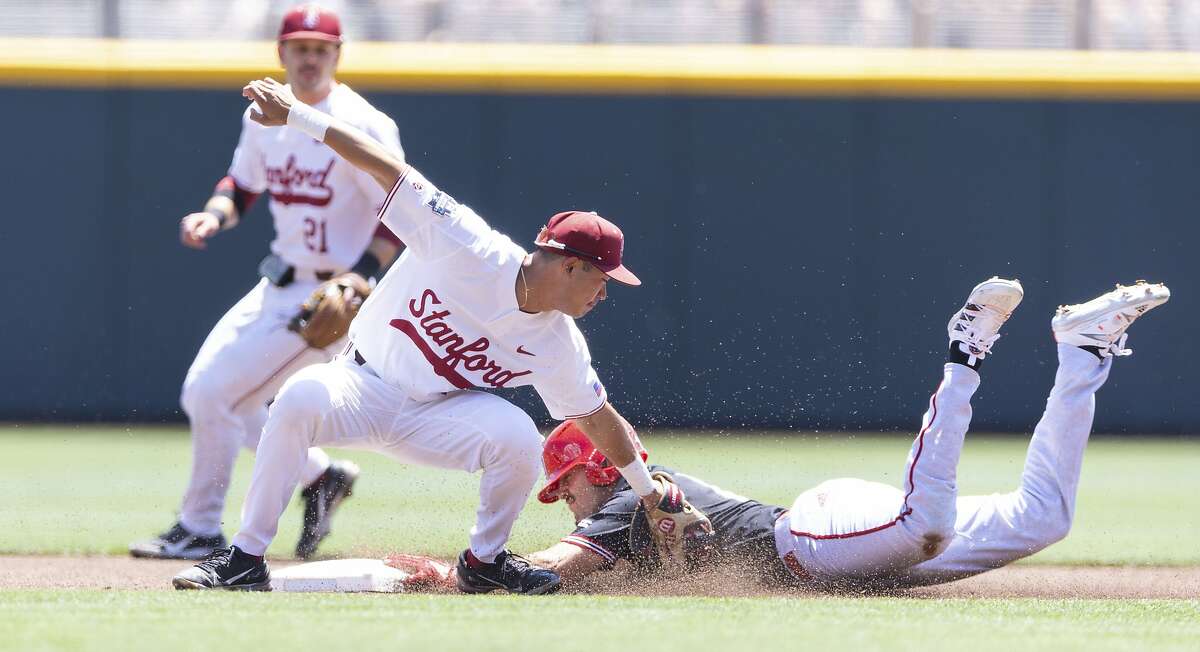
537 419 648 504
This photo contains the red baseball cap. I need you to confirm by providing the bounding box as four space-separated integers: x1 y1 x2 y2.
535 211 641 286
279 4 343 43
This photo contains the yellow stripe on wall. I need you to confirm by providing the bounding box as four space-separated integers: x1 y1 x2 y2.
3 38 1200 100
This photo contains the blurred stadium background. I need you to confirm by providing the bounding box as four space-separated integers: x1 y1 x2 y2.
9 0 1200 50
0 1 1196 433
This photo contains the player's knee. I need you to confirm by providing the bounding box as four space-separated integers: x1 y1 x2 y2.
1022 490 1074 550
1042 518 1072 548
1032 505 1073 550
180 372 232 418
268 371 335 428
913 515 956 559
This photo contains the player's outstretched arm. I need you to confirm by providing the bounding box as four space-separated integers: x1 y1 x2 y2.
526 543 610 583
573 403 663 508
242 78 407 192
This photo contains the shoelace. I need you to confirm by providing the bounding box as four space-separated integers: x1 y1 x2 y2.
1095 311 1134 357
499 552 536 573
195 547 234 572
160 523 190 542
1106 332 1132 357
953 303 1010 364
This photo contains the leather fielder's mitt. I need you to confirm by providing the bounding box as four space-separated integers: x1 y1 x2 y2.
288 273 372 349
639 471 716 570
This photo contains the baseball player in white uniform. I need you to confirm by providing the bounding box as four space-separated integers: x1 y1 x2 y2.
776 279 1171 589
131 4 405 561
173 75 675 594
387 279 1170 593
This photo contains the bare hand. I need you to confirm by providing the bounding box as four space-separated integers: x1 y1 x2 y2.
242 77 294 127
180 212 221 249
384 553 456 591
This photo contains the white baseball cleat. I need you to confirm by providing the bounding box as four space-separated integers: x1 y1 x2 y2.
1052 280 1170 358
948 277 1025 366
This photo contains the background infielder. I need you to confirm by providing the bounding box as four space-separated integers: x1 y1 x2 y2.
388 279 1171 592
172 75 703 594
131 4 405 561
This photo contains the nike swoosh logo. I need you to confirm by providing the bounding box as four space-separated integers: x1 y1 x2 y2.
164 538 198 554
471 575 509 588
516 346 536 357
223 567 257 585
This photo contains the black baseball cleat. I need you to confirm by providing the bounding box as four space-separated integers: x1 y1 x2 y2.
296 460 361 559
172 545 271 591
130 522 227 560
455 549 561 595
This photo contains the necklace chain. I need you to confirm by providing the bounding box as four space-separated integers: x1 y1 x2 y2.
519 264 530 309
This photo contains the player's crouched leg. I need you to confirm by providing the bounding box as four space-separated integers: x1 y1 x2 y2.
230 363 358 558
456 394 544 560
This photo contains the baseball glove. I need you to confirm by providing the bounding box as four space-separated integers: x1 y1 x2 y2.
639 471 716 570
288 273 372 349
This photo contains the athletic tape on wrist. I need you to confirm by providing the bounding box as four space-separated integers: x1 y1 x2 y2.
287 103 332 141
619 459 656 497
204 208 229 228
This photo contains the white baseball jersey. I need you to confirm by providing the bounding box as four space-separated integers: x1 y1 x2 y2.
229 82 403 271
350 166 608 420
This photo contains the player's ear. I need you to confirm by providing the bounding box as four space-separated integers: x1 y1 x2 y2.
563 256 582 276
277 42 286 67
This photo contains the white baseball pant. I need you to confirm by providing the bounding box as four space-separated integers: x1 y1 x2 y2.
178 278 337 536
774 344 1108 588
230 353 544 561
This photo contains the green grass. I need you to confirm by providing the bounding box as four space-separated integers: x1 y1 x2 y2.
1 425 1198 564
2 426 1197 652
1 591 1198 652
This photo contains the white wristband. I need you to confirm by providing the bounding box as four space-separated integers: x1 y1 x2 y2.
619 459 656 497
286 102 332 141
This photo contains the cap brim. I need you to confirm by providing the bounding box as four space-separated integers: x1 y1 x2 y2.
536 463 579 504
536 484 560 504
279 31 343 43
602 264 641 287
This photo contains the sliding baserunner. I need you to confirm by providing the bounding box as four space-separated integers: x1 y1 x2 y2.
388 279 1170 592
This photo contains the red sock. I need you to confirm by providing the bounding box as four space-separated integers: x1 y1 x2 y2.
465 550 490 569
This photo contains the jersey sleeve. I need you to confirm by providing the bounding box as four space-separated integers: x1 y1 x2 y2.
534 325 607 421
376 166 492 260
561 492 640 569
226 106 268 193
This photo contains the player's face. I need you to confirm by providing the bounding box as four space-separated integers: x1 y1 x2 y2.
555 467 613 522
557 258 610 318
278 39 340 95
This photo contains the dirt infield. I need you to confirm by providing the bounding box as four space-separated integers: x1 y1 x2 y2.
1 555 1197 598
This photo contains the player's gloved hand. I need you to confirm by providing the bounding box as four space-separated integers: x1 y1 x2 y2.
180 212 221 249
383 553 455 591
641 471 716 570
289 272 372 349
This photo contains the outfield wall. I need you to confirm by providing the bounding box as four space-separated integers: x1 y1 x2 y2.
1 42 1195 432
